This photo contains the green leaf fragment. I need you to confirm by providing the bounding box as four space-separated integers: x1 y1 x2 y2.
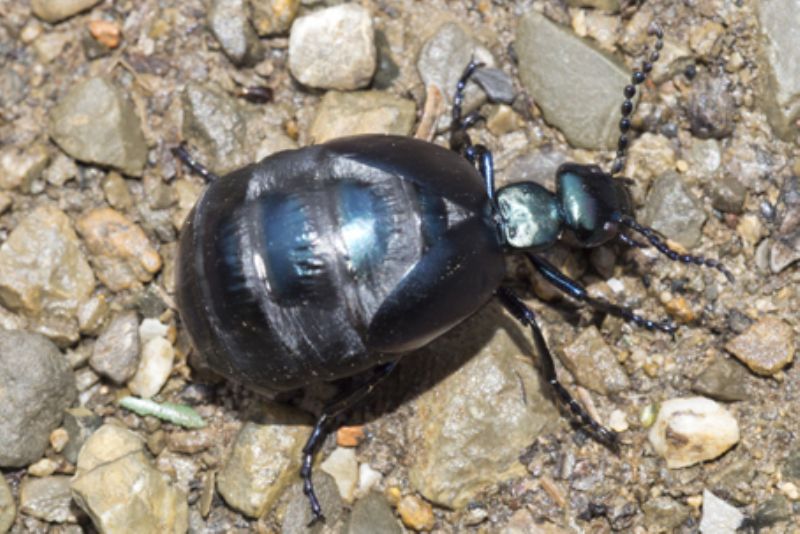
119 396 207 428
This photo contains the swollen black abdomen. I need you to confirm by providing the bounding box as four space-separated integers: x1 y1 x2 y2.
177 136 505 393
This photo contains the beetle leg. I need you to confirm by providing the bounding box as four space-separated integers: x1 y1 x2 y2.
527 253 677 334
172 143 220 182
300 361 398 524
496 286 619 451
617 215 735 283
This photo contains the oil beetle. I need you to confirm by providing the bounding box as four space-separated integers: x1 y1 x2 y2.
175 23 731 521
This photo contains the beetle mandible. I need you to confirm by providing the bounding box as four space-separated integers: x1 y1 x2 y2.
175 22 731 521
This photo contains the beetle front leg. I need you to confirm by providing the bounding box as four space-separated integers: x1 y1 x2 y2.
495 286 619 450
300 361 398 524
527 253 677 335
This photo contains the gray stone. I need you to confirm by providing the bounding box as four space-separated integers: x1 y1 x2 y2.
181 83 249 176
753 495 792 529
565 0 619 11
71 450 189 534
62 407 103 465
687 75 735 139
407 304 558 509
560 326 629 395
0 68 27 110
724 317 794 376
641 172 706 249
43 152 79 187
756 0 800 140
90 311 139 384
217 403 311 518
31 0 102 23
49 77 147 176
0 330 77 467
503 148 568 190
642 496 690 532
309 91 416 144
417 22 494 109
346 492 402 534
75 424 145 474
473 67 516 104
0 144 49 191
516 11 631 149
770 175 800 272
782 449 800 482
0 475 14 533
281 473 344 534
691 357 750 402
699 490 743 533
249 0 299 36
19 476 76 523
208 0 264 67
288 4 376 90
711 175 746 214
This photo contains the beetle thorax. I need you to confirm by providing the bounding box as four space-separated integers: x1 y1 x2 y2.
496 182 562 250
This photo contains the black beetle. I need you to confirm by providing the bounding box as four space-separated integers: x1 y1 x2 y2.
175 23 731 521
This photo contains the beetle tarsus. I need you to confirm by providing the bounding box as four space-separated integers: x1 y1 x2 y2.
496 287 619 450
172 143 221 182
528 253 677 334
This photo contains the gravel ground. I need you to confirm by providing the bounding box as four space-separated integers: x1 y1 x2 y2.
0 0 799 532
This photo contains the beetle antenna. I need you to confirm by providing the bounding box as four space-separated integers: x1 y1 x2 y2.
610 22 664 176
618 215 734 282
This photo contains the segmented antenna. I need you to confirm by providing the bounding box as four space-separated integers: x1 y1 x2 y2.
610 23 664 176
619 215 735 282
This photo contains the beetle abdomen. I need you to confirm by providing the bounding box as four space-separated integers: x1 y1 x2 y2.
177 135 506 392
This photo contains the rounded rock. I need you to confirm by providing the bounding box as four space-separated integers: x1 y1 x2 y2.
288 4 376 90
31 0 102 23
724 316 795 376
0 329 77 468
648 397 739 469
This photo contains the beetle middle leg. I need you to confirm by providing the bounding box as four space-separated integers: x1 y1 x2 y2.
495 286 619 450
300 360 398 523
527 253 677 334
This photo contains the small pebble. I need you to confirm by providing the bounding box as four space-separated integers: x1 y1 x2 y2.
127 336 175 398
648 397 739 468
320 446 358 503
777 481 799 500
49 428 69 453
139 318 169 345
699 490 744 533
356 463 382 498
27 457 59 477
397 494 435 531
336 425 366 447
608 409 629 432
724 317 794 376
88 19 121 48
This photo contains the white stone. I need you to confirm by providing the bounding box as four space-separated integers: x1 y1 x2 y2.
288 4 376 90
128 337 174 398
139 318 168 345
648 397 739 468
320 447 358 503
356 462 382 498
699 490 743 533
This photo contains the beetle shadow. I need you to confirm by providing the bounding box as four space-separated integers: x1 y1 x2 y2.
330 299 540 426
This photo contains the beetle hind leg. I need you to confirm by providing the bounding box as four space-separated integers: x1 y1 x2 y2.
496 287 619 450
299 361 398 523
